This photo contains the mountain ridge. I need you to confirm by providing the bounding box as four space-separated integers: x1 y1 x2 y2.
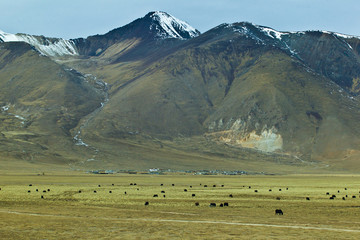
2 14 360 59
1 11 360 173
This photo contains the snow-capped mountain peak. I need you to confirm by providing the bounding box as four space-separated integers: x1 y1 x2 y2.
148 11 200 40
0 30 78 57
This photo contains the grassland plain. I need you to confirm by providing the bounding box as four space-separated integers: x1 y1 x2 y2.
0 173 360 239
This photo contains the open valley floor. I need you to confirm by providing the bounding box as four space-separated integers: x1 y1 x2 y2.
0 173 360 239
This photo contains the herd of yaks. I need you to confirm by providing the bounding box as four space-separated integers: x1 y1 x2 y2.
1 183 359 216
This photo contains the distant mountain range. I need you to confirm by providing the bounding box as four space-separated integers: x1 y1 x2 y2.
0 11 360 173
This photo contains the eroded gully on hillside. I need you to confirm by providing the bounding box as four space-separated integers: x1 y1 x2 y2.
71 72 109 164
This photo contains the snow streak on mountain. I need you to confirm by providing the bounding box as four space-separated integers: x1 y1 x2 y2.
0 30 78 56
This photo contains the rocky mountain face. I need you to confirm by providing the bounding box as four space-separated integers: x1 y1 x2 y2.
72 11 200 60
1 11 360 172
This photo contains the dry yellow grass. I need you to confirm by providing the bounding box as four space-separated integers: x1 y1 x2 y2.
0 173 360 239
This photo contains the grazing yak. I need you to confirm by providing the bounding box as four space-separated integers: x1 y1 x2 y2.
275 209 283 215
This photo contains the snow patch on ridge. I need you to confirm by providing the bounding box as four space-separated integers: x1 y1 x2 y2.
0 29 78 56
322 30 360 39
228 23 301 56
149 11 199 39
255 25 304 40
257 26 288 40
257 26 360 41
227 24 265 45
257 26 360 42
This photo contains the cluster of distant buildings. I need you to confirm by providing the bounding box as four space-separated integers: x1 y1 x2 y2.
88 168 252 175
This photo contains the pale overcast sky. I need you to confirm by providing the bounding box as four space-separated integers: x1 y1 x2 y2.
0 0 359 39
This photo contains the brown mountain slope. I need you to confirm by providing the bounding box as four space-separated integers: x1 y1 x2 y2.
69 27 360 172
0 42 105 166
2 14 360 173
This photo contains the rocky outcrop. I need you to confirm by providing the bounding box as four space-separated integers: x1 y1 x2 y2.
207 118 283 152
